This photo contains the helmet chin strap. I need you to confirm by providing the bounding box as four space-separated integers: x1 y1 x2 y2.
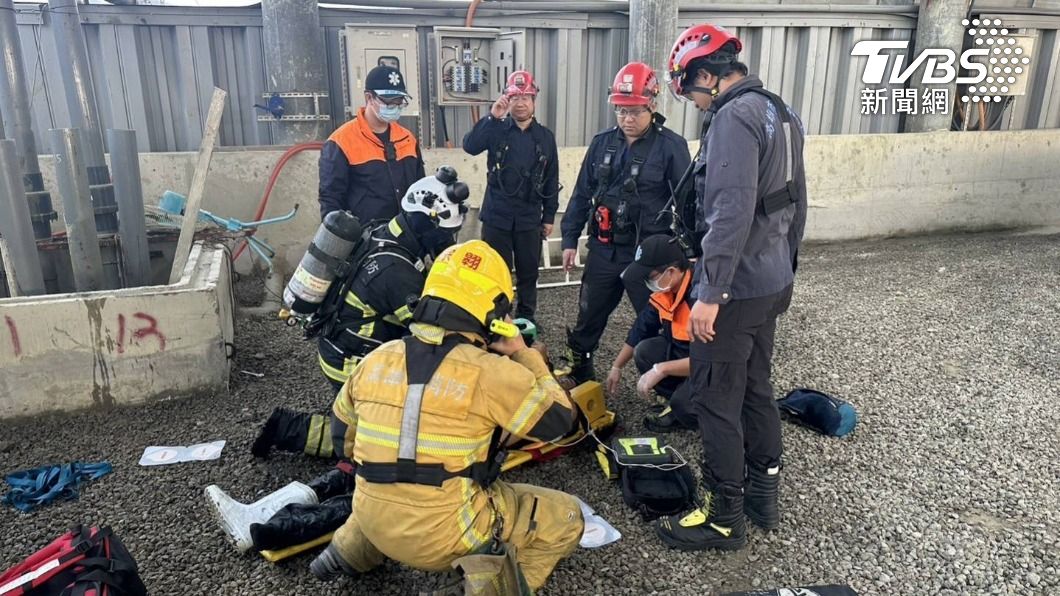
683 86 716 97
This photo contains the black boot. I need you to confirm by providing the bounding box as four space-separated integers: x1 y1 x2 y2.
251 407 333 458
655 484 747 551
643 406 698 434
306 466 357 501
559 329 595 385
745 465 781 530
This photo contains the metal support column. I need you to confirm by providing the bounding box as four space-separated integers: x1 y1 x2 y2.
261 0 330 144
48 0 118 232
906 0 972 132
51 128 105 292
106 129 150 288
0 139 46 296
1 0 57 240
629 0 679 124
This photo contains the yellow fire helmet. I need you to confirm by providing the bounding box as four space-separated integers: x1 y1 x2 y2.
413 240 519 340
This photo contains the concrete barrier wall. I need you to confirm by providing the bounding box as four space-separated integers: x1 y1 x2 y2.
31 129 1060 275
0 244 234 419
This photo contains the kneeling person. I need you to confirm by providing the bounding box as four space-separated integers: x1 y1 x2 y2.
605 235 697 432
312 240 584 591
252 169 468 459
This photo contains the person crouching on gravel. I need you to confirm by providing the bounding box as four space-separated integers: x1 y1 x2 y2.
605 234 698 433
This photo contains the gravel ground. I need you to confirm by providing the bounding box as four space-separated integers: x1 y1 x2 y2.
2 230 1058 595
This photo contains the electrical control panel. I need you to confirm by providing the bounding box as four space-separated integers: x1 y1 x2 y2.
341 25 421 117
432 27 523 106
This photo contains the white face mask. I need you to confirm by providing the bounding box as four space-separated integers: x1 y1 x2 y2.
645 268 673 293
376 102 404 122
371 96 405 122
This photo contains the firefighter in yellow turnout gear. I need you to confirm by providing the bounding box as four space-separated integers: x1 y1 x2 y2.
310 240 585 590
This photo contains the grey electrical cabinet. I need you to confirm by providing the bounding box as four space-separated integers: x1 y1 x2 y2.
341 25 421 117
431 27 525 106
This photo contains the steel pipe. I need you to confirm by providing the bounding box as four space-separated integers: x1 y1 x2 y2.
106 129 150 288
0 139 46 296
51 128 106 292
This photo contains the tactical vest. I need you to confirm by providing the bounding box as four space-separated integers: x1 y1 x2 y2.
588 125 660 246
487 123 556 203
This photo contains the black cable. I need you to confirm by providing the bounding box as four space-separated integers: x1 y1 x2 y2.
438 105 450 146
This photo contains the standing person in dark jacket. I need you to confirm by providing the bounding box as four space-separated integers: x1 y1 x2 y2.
654 24 808 552
463 70 560 323
558 62 691 385
318 65 425 223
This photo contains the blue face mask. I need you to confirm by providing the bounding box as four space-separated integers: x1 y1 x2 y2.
376 102 404 122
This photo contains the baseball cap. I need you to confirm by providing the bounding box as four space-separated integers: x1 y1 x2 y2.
621 234 686 285
365 65 411 98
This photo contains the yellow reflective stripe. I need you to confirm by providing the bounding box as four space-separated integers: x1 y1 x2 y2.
344 291 376 316
359 321 375 337
358 430 399 450
306 415 323 456
417 430 491 450
457 481 490 551
394 304 413 322
506 378 554 435
319 354 348 382
357 420 490 457
381 314 401 326
305 415 333 458
332 386 357 425
320 425 334 458
318 354 362 383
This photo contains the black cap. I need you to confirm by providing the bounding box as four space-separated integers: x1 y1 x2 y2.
365 65 410 98
621 234 686 285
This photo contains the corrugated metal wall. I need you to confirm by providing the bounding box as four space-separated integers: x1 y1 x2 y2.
9 2 1060 152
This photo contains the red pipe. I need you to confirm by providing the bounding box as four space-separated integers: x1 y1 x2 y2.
466 0 484 125
232 141 324 261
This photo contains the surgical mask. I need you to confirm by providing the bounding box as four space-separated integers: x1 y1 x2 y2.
376 101 404 122
645 269 672 293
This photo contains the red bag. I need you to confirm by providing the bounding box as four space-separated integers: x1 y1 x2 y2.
0 526 147 596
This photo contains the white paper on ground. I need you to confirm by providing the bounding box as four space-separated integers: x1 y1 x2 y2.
572 495 621 548
139 441 226 466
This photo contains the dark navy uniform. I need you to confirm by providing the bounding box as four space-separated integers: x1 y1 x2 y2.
317 217 429 390
689 75 807 491
560 119 691 367
463 115 559 320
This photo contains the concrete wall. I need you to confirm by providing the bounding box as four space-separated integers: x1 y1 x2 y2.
0 244 234 419
31 128 1060 276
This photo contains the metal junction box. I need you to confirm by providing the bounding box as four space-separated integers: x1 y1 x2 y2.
341 25 421 117
431 27 524 106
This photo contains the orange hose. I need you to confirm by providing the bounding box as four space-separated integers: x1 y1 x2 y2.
464 0 482 26
466 0 484 125
232 141 324 261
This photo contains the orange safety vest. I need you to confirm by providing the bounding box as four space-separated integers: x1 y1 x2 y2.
322 107 423 223
329 107 420 166
648 269 693 342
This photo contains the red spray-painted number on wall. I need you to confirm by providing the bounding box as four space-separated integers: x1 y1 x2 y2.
5 316 20 357
117 312 167 354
